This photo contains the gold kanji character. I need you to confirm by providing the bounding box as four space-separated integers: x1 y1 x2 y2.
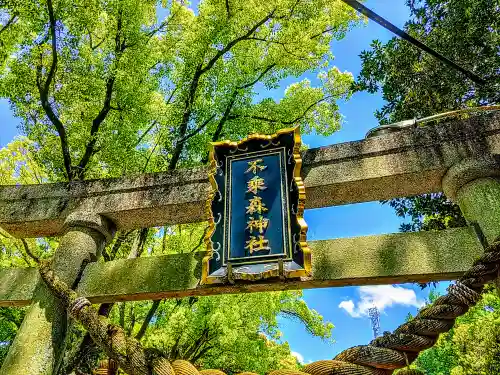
245 235 271 254
246 196 268 215
247 175 266 194
245 159 267 174
247 216 269 234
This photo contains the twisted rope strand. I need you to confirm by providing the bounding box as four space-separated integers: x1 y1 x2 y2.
326 239 500 374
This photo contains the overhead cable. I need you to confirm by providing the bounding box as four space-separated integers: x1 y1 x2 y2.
340 0 487 85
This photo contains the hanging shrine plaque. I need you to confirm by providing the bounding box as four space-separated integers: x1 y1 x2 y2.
202 127 311 284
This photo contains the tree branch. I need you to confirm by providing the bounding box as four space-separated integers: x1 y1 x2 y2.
128 228 149 259
199 9 276 75
288 0 301 18
288 95 333 123
145 17 172 39
190 345 214 363
310 27 335 39
200 92 237 164
18 239 34 266
42 0 57 99
15 244 32 267
133 121 158 149
177 114 215 144
0 14 17 35
126 303 136 335
184 327 210 360
238 64 276 90
119 302 126 328
103 230 133 261
170 333 182 359
36 0 73 180
245 37 309 61
125 6 182 49
162 227 168 253
190 226 210 253
74 76 115 179
202 64 275 163
165 86 178 104
20 238 39 264
138 87 177 156
168 11 275 170
280 309 317 336
142 133 162 173
74 10 126 179
167 63 203 171
135 299 161 340
86 26 108 51
215 64 276 140
229 95 333 125
136 93 175 171
212 93 237 141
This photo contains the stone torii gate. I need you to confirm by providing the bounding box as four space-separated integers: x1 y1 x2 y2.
1 113 499 374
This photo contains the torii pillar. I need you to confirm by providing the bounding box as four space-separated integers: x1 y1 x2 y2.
442 155 500 290
1 211 114 375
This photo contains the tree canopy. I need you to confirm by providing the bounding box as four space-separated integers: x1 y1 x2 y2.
0 0 360 373
0 0 358 181
357 0 499 125
358 0 499 232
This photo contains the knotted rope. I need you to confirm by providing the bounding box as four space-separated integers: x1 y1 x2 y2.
31 238 500 375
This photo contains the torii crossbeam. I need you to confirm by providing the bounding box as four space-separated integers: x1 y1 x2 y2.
1 113 500 374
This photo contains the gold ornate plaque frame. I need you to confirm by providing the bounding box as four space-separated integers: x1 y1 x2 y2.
202 127 311 284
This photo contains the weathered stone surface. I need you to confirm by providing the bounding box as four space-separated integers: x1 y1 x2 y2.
0 267 38 306
0 227 482 306
1 217 111 375
0 113 499 238
442 156 500 294
442 155 500 201
443 156 500 245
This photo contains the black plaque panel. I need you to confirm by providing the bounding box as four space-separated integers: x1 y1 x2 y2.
202 127 310 284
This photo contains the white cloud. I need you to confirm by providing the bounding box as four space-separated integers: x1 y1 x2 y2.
291 351 304 364
338 300 357 316
338 285 425 318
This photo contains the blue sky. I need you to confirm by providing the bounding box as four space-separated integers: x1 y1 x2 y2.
0 0 448 366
